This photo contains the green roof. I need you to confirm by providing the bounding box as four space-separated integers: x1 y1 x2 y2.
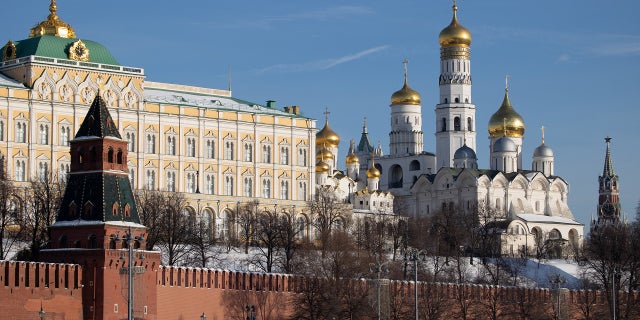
12 35 119 65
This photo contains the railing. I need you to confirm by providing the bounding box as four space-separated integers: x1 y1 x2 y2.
0 55 144 75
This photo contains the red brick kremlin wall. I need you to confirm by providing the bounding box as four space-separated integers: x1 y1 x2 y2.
2 260 639 319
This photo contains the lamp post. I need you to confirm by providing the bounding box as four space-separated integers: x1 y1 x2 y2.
38 302 45 319
612 267 621 320
550 274 566 320
406 249 426 320
115 229 145 320
200 312 207 320
245 305 256 320
369 260 389 320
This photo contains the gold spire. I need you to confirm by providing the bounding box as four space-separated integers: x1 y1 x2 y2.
29 0 77 39
488 76 525 138
391 59 422 105
439 0 472 47
316 108 340 148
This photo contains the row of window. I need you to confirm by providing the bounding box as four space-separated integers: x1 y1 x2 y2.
440 116 473 132
0 121 310 166
138 169 308 200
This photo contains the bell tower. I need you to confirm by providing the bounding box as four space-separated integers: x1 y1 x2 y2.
40 93 161 320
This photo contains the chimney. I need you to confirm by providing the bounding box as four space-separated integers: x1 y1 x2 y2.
292 105 300 115
284 106 291 113
266 100 276 109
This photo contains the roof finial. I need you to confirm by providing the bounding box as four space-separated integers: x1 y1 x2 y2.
323 107 330 123
362 117 367 133
227 64 232 92
402 59 409 85
453 0 458 12
541 125 545 144
49 0 59 20
505 74 510 93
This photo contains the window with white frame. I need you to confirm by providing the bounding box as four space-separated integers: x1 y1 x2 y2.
244 143 253 162
60 125 71 146
39 124 49 145
125 132 135 151
59 163 70 183
166 171 176 192
14 159 25 181
206 139 215 159
146 134 156 154
15 122 26 143
186 172 196 193
262 178 271 198
298 181 307 201
145 169 156 190
224 176 234 195
166 135 176 155
186 137 196 157
280 146 289 165
262 144 271 163
205 174 215 194
243 177 253 197
224 141 234 160
280 180 289 200
298 147 308 166
37 162 49 182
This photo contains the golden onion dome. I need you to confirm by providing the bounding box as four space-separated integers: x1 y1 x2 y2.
366 166 381 179
438 4 472 48
488 88 525 138
29 0 77 39
316 118 340 148
346 150 359 165
315 147 335 161
391 79 421 105
315 159 330 174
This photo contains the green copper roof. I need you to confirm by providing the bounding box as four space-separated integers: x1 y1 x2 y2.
12 35 119 65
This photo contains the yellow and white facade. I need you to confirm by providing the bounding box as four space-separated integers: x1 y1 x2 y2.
0 1 317 238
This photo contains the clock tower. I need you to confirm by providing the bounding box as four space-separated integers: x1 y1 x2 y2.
595 137 622 225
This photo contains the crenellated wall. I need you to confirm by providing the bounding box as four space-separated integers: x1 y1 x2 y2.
2 260 639 319
0 261 83 319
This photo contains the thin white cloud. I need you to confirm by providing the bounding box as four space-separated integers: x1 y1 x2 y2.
588 35 640 57
258 45 389 74
224 6 373 29
556 53 571 63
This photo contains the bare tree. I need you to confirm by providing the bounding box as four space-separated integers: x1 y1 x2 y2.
135 189 164 250
235 200 260 254
274 211 302 274
20 178 65 261
0 173 21 260
186 217 217 268
252 206 279 273
308 186 351 255
156 192 192 265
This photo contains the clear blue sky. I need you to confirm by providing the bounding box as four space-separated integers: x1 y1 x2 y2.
3 1 640 226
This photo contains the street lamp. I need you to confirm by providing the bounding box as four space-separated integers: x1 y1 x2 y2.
115 229 145 320
38 302 45 319
369 260 389 320
612 267 621 320
405 249 427 320
549 274 566 320
200 312 207 320
245 305 256 320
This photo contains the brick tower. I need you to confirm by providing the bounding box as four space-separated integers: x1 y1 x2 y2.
40 93 161 320
595 136 622 226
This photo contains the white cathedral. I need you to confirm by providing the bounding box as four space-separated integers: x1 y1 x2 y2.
316 2 583 257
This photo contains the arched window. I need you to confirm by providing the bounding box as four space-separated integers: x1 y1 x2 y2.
441 117 447 132
455 97 459 103
409 160 420 171
389 164 403 188
467 117 473 131
107 148 114 163
262 179 271 198
454 117 461 131
243 177 253 197
117 150 123 164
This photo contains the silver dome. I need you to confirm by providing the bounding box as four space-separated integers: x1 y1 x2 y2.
533 143 554 157
493 137 517 152
454 144 477 160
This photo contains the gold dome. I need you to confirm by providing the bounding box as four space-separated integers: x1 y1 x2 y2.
29 0 77 39
316 118 340 148
391 79 421 105
315 159 330 174
439 4 472 48
346 150 359 165
316 147 335 161
488 89 525 138
366 166 381 179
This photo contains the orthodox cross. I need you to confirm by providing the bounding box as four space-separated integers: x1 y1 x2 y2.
323 107 330 121
403 59 409 82
541 125 545 144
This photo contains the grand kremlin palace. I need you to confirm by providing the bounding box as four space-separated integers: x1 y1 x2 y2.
0 2 318 238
